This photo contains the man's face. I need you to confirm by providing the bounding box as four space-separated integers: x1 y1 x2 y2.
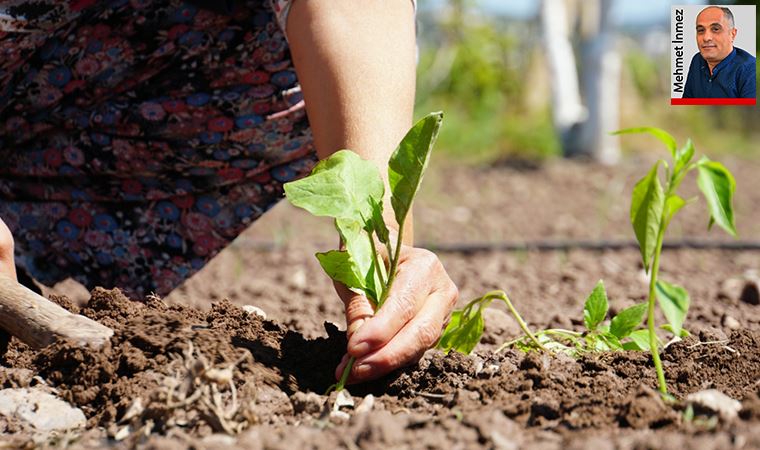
696 8 737 64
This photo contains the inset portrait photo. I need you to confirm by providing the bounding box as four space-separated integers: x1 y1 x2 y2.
670 4 756 105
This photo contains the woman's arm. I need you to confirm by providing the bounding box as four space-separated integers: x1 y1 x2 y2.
287 0 458 383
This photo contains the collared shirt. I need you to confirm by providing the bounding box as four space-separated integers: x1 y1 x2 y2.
683 47 756 98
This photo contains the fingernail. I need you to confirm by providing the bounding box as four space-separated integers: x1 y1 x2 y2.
349 340 370 357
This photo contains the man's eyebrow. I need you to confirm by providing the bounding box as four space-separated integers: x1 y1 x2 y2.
696 22 723 29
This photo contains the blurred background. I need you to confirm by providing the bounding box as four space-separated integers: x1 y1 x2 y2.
413 0 760 166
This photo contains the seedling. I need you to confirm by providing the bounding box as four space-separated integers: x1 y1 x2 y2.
440 127 737 396
284 112 443 391
488 280 652 356
614 127 736 394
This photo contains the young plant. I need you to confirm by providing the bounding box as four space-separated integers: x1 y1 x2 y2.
441 280 650 358
440 127 737 397
283 112 443 391
614 127 736 394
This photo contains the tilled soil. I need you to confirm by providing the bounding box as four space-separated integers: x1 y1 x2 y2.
1 287 759 449
2 155 760 448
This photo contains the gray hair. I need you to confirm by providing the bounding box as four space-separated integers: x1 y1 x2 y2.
700 6 735 29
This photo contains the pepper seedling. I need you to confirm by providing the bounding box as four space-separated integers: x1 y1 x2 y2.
440 127 737 396
614 127 736 394
284 112 443 391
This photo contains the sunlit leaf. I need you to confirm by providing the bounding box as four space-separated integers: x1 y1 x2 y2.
583 280 608 331
625 329 651 351
437 309 484 354
610 303 647 339
655 280 690 338
315 250 366 293
284 150 384 222
389 112 442 226
674 139 695 174
613 127 677 158
696 157 737 237
630 163 665 272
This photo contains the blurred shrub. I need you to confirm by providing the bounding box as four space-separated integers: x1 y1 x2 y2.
415 6 559 164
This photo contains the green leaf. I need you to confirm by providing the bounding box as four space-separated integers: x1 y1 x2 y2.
589 335 611 352
389 112 443 227
696 158 737 237
315 250 366 292
613 127 677 158
437 309 484 354
598 333 623 351
583 280 608 331
674 139 695 175
664 194 687 227
655 280 690 337
610 303 647 339
630 164 665 273
625 329 651 351
284 150 384 222
367 197 390 245
336 218 378 304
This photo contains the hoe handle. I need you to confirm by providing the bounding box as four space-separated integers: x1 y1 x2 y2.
0 273 113 349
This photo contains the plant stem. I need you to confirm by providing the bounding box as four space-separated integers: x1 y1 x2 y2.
337 225 405 392
334 356 355 392
648 221 668 394
379 225 404 308
367 231 386 293
486 291 547 351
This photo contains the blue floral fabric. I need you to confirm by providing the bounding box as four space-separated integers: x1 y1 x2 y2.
0 0 317 298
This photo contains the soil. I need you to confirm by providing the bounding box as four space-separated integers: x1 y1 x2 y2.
2 154 760 449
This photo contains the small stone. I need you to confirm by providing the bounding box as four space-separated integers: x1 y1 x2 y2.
722 315 741 330
333 390 354 411
241 305 267 319
718 278 744 301
329 410 350 423
686 389 742 422
0 388 86 431
291 268 307 289
355 394 375 414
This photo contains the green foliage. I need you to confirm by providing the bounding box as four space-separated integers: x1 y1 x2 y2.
615 126 738 394
609 303 647 340
443 280 651 358
415 9 559 163
696 158 737 236
583 280 608 331
437 309 485 355
630 164 664 273
655 280 690 338
389 113 441 227
285 112 443 391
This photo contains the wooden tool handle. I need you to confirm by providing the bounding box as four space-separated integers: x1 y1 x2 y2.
0 273 113 349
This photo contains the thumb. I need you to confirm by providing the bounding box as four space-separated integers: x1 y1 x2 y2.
333 282 374 344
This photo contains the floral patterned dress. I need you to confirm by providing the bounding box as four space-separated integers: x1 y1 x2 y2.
0 0 316 298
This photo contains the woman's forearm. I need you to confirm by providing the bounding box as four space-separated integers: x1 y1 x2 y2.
287 0 417 242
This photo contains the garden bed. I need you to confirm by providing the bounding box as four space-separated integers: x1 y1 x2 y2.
2 156 759 449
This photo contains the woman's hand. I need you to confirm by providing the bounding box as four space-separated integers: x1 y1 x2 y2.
0 218 16 280
334 245 458 383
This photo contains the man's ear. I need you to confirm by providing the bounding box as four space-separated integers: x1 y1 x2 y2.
730 27 737 41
